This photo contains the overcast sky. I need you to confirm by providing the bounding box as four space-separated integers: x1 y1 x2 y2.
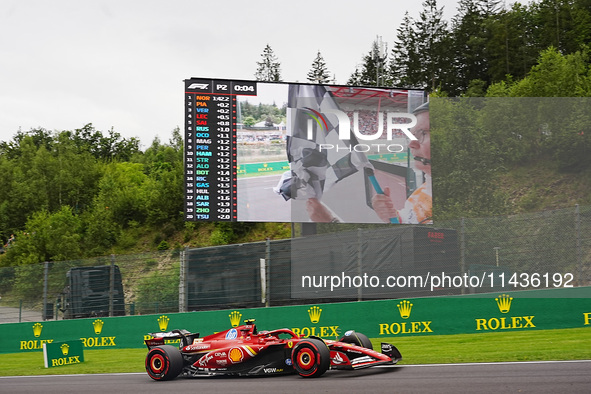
0 0 469 149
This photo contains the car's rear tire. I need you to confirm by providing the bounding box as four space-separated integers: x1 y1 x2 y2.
146 345 183 381
291 338 330 378
340 331 373 349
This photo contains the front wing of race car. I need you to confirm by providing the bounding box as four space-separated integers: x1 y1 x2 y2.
326 340 402 370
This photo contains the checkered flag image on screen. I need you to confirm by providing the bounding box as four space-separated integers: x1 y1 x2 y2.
283 84 375 201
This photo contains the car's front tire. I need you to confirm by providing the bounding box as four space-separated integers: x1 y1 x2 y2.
291 338 330 378
146 345 183 381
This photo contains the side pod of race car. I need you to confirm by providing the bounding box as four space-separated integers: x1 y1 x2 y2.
145 319 402 380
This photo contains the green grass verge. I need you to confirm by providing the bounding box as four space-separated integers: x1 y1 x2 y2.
375 327 591 365
1 327 589 376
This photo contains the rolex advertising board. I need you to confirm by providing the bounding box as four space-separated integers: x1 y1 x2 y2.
1 287 589 354
43 340 84 368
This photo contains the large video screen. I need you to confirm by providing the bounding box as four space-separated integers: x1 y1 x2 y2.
184 78 430 224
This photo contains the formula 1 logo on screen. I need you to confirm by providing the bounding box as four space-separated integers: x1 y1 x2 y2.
187 83 209 90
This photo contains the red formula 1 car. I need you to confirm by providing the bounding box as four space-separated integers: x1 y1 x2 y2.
145 319 402 380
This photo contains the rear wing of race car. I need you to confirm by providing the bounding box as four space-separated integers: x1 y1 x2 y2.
381 342 402 363
145 329 200 349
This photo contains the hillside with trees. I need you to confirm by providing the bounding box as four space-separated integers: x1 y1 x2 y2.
1 0 591 267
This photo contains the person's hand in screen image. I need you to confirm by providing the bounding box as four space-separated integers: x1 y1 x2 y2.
372 102 432 224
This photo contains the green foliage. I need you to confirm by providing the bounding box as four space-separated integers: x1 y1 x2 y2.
542 98 591 171
386 0 591 95
81 205 121 256
463 79 488 97
388 0 452 91
10 263 44 301
209 223 234 246
183 222 196 243
93 162 149 228
431 98 507 218
0 119 285 267
2 207 82 265
254 44 282 82
414 0 450 91
134 263 179 314
239 101 286 127
390 12 422 88
483 48 591 172
209 222 257 246
134 131 185 228
157 240 169 250
3 0 591 266
432 91 591 218
348 37 389 86
307 50 332 83
0 126 137 244
0 125 187 266
506 47 591 97
243 116 257 127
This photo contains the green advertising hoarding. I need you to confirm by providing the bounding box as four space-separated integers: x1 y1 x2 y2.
2 287 589 355
237 161 290 176
43 340 84 368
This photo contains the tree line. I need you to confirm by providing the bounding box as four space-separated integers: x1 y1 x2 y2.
239 101 286 128
2 44 589 266
0 125 186 265
259 0 591 97
0 123 275 267
2 0 590 267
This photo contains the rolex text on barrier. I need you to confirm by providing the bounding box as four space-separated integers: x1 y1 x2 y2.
0 287 589 354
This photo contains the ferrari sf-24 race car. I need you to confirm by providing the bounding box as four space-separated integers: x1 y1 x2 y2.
145 319 402 380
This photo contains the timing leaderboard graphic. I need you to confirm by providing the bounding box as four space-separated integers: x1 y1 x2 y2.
184 79 257 221
184 78 429 224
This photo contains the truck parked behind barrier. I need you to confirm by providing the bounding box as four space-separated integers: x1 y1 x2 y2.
59 265 125 319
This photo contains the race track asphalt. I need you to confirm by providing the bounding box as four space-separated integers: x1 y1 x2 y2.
1 360 590 394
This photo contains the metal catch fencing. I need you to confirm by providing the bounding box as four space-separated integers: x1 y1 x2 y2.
0 205 589 323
